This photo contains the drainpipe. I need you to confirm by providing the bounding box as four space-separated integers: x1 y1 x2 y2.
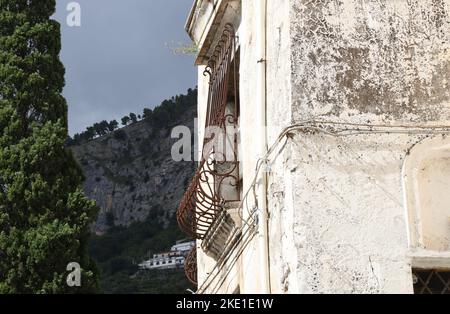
255 0 271 294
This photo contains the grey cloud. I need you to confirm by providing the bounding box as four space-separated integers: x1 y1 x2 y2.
53 0 196 135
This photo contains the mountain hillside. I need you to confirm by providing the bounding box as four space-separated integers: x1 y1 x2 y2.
69 89 198 293
71 89 197 235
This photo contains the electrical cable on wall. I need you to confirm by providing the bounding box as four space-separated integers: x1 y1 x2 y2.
195 119 450 293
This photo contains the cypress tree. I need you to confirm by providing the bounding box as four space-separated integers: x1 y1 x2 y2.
0 1 99 293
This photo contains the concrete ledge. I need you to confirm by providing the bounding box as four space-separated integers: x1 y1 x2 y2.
409 249 450 270
185 0 240 65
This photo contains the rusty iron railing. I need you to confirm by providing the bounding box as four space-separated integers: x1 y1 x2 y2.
177 23 240 240
185 247 198 286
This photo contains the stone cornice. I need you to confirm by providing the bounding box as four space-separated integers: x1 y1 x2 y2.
185 0 240 65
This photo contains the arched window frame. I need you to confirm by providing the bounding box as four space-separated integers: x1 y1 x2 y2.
402 135 450 269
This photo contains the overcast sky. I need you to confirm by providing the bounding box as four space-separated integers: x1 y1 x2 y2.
53 0 196 135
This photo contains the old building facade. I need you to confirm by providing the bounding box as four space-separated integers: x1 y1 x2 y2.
178 0 450 294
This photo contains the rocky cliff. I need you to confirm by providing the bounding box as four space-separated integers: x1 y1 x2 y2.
71 92 197 234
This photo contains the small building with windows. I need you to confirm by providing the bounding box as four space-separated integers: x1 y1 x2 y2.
177 0 450 294
138 241 195 271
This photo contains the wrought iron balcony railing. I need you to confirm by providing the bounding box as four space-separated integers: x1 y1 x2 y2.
177 24 239 285
185 247 198 285
177 23 240 241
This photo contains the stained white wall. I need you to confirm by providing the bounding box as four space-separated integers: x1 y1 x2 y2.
282 0 450 293
190 0 450 294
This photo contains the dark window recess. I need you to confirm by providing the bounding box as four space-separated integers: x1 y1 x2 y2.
413 269 450 294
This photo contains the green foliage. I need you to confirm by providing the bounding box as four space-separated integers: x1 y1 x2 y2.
108 120 118 132
101 269 192 294
92 120 110 137
121 116 130 127
129 113 137 124
167 41 199 56
89 211 193 293
72 119 118 143
0 1 99 293
90 208 183 263
143 108 153 119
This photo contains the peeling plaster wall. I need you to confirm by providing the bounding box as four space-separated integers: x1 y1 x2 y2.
282 0 450 293
285 133 423 293
290 0 450 123
239 0 296 294
192 0 450 294
265 0 299 294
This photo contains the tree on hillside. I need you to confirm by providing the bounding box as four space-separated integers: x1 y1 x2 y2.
129 113 137 124
66 88 199 146
108 120 119 132
99 120 110 136
143 108 153 120
121 116 130 126
152 106 170 128
83 126 96 141
93 122 107 137
0 1 99 293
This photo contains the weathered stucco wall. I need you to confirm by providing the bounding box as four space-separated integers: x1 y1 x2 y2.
239 0 296 294
234 0 261 294
191 0 450 294
404 135 450 253
264 0 299 294
290 0 450 124
195 0 295 293
282 0 450 293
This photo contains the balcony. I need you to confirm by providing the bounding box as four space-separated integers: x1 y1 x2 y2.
185 247 198 285
177 24 240 282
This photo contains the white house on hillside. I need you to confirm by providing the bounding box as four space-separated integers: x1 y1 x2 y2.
138 241 195 272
